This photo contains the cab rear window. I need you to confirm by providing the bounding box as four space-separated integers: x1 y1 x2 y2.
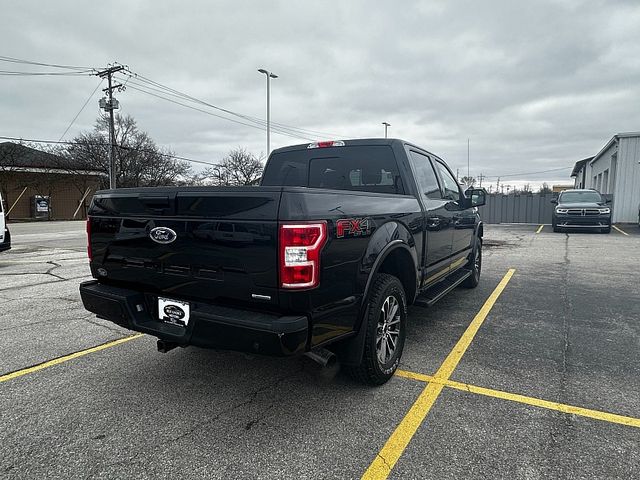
261 145 404 195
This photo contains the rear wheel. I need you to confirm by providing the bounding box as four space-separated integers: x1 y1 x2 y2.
461 238 481 288
345 273 407 385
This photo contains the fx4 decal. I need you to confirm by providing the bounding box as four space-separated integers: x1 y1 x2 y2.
336 218 372 238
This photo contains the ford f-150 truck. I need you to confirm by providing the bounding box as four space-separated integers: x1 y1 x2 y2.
80 139 486 384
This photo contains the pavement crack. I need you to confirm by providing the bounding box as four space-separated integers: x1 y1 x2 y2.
45 261 67 280
103 365 304 470
376 452 392 471
0 274 90 292
0 271 65 280
546 232 575 480
245 403 275 430
83 316 127 335
0 313 97 332
560 234 571 380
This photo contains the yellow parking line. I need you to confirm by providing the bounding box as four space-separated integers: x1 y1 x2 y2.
535 225 544 234
612 225 629 236
395 370 640 429
0 334 143 383
362 269 515 480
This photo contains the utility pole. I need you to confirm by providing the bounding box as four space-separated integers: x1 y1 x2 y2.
478 173 485 187
96 65 124 189
382 122 391 138
467 138 470 179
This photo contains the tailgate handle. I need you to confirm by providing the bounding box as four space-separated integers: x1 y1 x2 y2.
139 195 170 207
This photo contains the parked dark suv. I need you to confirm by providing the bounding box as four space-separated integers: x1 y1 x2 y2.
551 189 611 233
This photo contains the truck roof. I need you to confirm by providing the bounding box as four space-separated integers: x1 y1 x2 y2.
271 138 440 159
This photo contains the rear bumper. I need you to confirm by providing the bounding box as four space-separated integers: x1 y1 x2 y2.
79 281 308 356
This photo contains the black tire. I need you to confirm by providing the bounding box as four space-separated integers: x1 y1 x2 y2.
461 238 482 288
602 226 611 234
553 226 561 233
345 273 407 385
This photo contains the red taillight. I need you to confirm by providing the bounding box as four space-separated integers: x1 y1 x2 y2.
86 217 92 261
279 222 327 289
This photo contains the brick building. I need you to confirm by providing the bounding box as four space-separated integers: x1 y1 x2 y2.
0 142 105 221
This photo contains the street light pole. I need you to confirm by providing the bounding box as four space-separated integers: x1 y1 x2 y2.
382 122 391 138
258 68 278 157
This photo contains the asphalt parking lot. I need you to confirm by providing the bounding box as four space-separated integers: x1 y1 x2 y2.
1 221 639 479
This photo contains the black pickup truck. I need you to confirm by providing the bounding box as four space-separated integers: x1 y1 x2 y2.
80 139 486 384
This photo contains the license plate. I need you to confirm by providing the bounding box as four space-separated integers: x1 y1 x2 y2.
158 297 190 327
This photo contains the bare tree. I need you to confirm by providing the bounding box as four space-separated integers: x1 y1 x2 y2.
61 114 191 188
202 147 264 186
538 182 552 194
459 176 476 187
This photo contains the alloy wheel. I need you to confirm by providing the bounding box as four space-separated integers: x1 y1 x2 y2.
376 295 401 364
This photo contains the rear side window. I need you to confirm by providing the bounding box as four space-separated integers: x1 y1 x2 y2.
262 146 405 195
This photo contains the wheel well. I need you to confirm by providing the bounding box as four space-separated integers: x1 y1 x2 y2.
377 248 417 305
477 223 484 239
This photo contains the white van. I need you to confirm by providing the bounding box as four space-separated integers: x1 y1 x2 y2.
0 192 11 252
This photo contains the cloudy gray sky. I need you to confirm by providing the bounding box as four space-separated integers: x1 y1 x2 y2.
2 0 639 189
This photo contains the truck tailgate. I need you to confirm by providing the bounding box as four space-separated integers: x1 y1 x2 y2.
88 187 281 306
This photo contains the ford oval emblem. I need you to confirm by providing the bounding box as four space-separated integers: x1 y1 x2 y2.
149 227 177 244
163 304 185 320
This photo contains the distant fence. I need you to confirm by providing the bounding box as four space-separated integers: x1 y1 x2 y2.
479 193 556 224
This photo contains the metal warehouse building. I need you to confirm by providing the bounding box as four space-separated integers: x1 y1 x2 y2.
572 132 640 223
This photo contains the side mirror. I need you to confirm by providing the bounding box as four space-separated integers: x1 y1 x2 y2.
550 199 558 204
464 188 486 208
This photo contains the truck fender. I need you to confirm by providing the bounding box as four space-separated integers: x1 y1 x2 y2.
475 220 484 240
338 224 418 366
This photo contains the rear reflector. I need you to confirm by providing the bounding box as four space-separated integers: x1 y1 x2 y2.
86 217 92 261
307 140 345 149
279 222 327 289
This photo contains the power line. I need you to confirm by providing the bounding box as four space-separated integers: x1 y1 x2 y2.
1 55 349 140
121 75 324 139
0 55 95 70
0 70 95 76
121 74 322 139
0 135 219 167
58 79 104 141
122 82 315 141
121 71 349 139
483 165 573 179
